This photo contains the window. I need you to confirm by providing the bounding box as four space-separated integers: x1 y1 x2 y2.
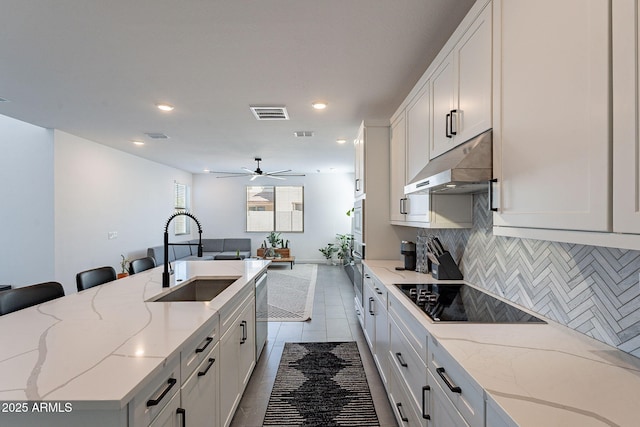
247 186 303 232
174 181 190 235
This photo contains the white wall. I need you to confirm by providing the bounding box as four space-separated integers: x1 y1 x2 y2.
0 115 55 287
54 130 193 294
192 173 354 262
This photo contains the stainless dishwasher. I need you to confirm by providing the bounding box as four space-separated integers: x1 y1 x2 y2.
255 271 268 360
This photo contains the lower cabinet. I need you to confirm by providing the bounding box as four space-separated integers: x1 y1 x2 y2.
219 294 256 427
363 268 389 386
428 370 469 427
148 391 183 427
181 343 220 427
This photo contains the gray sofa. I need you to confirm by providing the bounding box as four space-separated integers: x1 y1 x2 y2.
147 238 251 265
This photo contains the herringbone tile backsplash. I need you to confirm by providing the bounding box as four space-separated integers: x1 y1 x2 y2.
419 193 640 357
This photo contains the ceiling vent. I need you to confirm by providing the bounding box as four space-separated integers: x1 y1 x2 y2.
250 106 289 120
145 132 170 140
294 131 314 138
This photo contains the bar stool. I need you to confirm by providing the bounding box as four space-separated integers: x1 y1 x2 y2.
76 266 116 292
0 282 65 315
129 257 156 274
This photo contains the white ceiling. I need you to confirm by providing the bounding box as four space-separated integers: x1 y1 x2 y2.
0 0 475 175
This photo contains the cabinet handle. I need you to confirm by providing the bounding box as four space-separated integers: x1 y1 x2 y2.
436 367 462 393
400 198 408 215
364 274 371 279
396 402 409 423
374 287 383 295
422 385 431 420
146 377 177 407
450 109 458 135
198 357 216 377
488 178 498 212
176 407 186 427
355 178 361 192
240 320 247 344
445 113 452 138
395 352 408 368
195 336 214 353
368 297 375 315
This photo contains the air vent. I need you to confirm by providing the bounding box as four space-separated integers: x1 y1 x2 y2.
294 131 314 138
145 132 170 140
250 106 289 120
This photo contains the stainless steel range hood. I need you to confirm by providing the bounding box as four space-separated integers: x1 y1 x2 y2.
404 129 492 195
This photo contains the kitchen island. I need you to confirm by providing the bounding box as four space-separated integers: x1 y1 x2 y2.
0 259 269 427
363 260 640 427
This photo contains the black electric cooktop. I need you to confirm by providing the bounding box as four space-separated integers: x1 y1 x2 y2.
395 283 545 323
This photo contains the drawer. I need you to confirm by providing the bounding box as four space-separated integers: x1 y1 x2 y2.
428 336 484 427
388 314 428 409
388 356 430 427
389 291 428 364
219 284 253 336
428 370 470 427
130 354 181 427
181 316 219 381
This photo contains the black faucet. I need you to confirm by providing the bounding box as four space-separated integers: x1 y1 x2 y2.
163 211 204 287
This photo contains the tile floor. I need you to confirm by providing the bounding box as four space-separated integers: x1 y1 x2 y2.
229 264 398 427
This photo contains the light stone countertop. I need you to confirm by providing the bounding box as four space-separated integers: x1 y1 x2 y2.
364 259 640 427
0 259 269 410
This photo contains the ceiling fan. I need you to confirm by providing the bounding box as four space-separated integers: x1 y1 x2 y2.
210 157 305 180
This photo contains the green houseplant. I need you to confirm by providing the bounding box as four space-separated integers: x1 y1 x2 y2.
335 233 353 265
118 255 130 279
318 243 338 265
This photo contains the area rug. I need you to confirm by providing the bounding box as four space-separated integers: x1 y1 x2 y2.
262 342 380 427
265 263 317 322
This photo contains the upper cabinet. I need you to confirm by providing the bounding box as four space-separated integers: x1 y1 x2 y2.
613 0 640 234
492 0 611 232
431 4 492 159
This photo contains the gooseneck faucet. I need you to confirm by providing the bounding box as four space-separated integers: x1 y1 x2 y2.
163 211 203 288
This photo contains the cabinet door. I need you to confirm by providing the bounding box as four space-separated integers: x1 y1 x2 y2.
354 124 365 197
613 0 640 233
181 344 220 427
390 112 408 222
148 392 182 427
362 275 376 351
428 371 469 427
431 52 456 159
493 0 610 232
219 323 240 427
406 83 430 181
238 298 256 389
455 4 492 144
372 283 388 386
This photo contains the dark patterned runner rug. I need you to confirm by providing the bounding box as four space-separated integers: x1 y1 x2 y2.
262 342 380 427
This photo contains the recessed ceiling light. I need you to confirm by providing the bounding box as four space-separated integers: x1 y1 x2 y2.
312 102 328 110
156 103 174 112
203 169 210 173
132 140 145 146
336 138 347 144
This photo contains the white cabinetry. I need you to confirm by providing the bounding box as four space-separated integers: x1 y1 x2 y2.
363 267 389 386
492 0 611 232
131 356 182 427
390 102 473 229
219 291 256 427
431 3 492 159
148 392 183 427
613 0 640 234
354 125 365 198
181 343 220 427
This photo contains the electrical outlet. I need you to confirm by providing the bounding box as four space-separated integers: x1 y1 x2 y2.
108 231 118 240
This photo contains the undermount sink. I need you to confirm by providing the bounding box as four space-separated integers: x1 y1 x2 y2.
150 277 240 302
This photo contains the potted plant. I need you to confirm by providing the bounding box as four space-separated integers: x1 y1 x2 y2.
266 231 282 248
319 243 338 265
335 233 353 265
118 255 130 279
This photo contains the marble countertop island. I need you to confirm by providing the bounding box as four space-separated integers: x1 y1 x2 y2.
364 260 640 427
0 260 269 411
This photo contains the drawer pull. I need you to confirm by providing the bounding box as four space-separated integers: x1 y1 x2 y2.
436 367 462 393
198 357 216 377
368 297 375 315
240 320 247 344
395 352 408 368
374 287 383 295
195 336 214 353
177 407 186 427
422 385 431 420
146 377 177 407
396 402 409 423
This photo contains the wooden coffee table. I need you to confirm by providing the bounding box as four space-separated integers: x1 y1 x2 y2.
265 256 295 269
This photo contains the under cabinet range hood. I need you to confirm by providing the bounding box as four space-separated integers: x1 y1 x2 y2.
404 129 493 195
